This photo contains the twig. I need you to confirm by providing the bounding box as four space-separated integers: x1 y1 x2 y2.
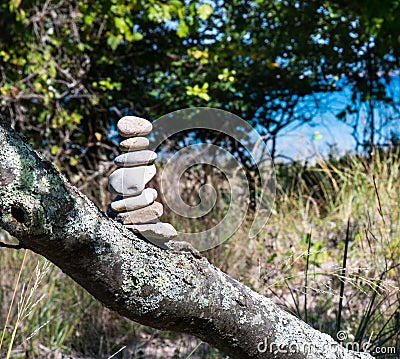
304 231 312 323
336 218 351 337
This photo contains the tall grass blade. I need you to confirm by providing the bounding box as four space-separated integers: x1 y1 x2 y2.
335 218 350 337
0 249 27 352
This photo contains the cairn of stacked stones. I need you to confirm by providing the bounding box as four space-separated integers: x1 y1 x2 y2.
108 116 178 247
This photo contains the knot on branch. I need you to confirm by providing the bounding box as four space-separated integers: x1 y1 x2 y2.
11 206 27 224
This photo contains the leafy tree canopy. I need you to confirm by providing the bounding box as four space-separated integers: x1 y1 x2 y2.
1 0 399 184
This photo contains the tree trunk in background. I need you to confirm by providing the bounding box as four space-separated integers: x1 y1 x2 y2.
0 121 372 359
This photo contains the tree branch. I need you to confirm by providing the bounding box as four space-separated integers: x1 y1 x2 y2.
0 121 372 359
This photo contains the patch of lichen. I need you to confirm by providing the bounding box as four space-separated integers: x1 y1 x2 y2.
0 127 69 237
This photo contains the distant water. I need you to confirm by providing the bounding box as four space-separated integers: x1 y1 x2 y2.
276 77 400 161
277 115 357 162
109 76 400 162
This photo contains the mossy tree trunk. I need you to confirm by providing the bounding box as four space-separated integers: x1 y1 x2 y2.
0 121 372 359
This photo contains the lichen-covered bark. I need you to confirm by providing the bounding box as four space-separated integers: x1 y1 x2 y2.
0 121 372 359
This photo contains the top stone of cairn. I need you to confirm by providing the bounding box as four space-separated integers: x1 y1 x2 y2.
117 116 152 137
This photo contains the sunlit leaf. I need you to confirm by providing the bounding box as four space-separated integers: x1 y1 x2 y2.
197 4 212 20
177 20 189 37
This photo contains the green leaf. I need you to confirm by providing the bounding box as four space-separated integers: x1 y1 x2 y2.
132 31 143 41
267 253 277 263
107 34 121 50
126 31 143 42
9 0 21 12
50 145 59 156
84 14 94 26
33 82 43 92
71 112 83 125
114 17 128 34
186 83 210 101
197 4 213 20
69 157 78 167
176 20 189 38
0 50 10 62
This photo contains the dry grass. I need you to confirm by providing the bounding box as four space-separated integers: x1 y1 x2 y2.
0 147 399 358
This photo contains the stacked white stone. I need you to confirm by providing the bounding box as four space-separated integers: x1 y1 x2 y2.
108 116 178 244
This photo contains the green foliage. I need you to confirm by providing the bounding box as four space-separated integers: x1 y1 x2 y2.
1 0 400 194
0 0 215 202
1 2 399 356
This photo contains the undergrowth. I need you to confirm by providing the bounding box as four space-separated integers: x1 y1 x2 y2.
0 147 399 358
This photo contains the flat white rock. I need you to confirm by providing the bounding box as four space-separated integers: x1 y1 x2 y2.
120 137 149 152
126 222 178 240
108 165 156 196
114 150 157 167
117 116 152 137
116 202 163 225
111 188 158 212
